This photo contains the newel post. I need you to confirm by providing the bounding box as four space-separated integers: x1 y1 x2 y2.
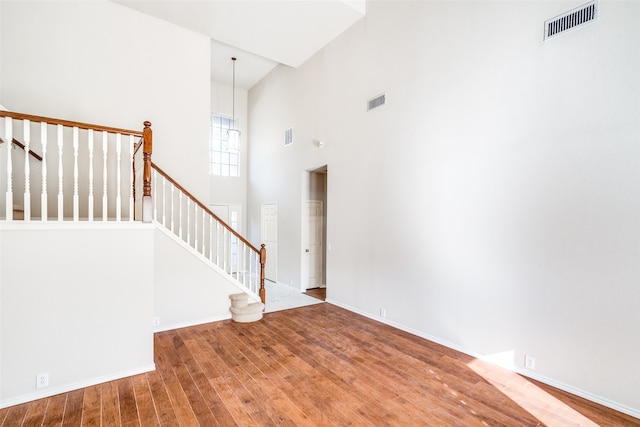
142 121 153 223
259 244 267 304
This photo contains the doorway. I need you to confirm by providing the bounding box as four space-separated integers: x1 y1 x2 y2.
261 202 278 282
303 166 327 298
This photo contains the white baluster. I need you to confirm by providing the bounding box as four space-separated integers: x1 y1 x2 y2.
162 175 166 226
57 124 63 221
116 133 122 222
23 120 31 221
249 249 254 292
41 122 48 221
129 135 134 221
209 216 214 262
88 130 94 221
216 221 221 267
152 168 157 222
102 131 108 221
178 192 183 239
170 185 175 233
5 117 13 220
187 199 191 245
249 251 258 292
230 230 234 276
73 127 79 221
242 244 247 287
202 208 206 254
194 203 198 252
223 227 227 272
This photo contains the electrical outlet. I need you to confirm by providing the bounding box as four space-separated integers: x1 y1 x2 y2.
153 317 160 327
36 373 49 388
380 308 386 318
525 355 536 370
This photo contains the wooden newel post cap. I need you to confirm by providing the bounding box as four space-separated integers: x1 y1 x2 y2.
143 121 152 128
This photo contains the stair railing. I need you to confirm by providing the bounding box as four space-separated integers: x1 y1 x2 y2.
149 162 266 304
0 110 144 221
0 110 265 302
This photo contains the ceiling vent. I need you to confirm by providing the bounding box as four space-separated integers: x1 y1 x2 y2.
544 0 598 40
367 94 386 111
284 128 293 146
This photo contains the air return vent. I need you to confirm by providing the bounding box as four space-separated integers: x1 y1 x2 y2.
367 94 386 111
284 128 293 146
544 0 598 40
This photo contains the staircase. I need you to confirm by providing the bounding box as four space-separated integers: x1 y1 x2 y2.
0 109 266 308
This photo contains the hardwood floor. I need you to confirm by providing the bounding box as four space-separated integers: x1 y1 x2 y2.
303 287 326 301
0 303 637 426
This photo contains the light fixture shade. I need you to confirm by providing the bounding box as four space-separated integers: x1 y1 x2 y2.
228 128 240 152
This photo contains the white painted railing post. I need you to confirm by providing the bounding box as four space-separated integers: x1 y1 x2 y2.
102 131 108 221
57 124 63 221
162 174 166 226
23 120 31 221
73 127 79 221
88 130 94 221
5 117 13 220
116 133 122 222
129 135 134 221
41 122 48 221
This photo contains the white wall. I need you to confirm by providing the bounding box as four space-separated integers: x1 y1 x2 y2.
248 0 640 415
153 227 258 331
0 224 154 407
0 0 211 201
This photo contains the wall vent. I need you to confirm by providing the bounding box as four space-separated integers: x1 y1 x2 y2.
284 128 293 146
367 94 386 111
544 1 598 40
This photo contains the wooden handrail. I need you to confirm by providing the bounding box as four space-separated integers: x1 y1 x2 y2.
151 160 266 304
0 110 143 137
151 161 260 253
0 137 43 161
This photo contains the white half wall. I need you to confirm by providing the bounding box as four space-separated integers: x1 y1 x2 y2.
153 226 258 331
248 0 640 416
0 224 154 407
0 0 211 202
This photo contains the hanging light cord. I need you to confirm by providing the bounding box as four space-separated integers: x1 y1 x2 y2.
232 57 237 129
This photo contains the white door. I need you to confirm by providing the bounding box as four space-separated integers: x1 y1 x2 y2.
306 200 324 289
261 203 277 282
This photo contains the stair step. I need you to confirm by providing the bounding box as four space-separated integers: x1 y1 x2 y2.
229 302 265 323
229 293 249 308
13 204 24 220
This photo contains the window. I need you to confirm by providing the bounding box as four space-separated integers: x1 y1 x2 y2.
210 114 239 177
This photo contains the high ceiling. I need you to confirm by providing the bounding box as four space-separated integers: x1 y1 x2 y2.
113 1 366 89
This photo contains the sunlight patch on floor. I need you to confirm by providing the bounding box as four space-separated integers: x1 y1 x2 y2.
467 356 599 427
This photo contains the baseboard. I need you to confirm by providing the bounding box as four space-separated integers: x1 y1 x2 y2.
326 299 640 420
153 314 232 333
0 364 156 410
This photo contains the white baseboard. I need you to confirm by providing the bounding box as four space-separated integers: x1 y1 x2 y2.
0 364 156 410
153 314 232 333
326 299 640 420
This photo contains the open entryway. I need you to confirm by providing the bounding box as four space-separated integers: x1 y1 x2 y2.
302 166 327 300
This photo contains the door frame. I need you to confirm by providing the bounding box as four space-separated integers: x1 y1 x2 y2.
301 166 328 292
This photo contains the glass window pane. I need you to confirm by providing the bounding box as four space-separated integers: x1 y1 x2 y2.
210 113 240 177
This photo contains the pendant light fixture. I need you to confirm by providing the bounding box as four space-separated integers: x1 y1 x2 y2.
227 56 240 152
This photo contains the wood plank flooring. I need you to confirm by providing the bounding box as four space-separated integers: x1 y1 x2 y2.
0 303 637 426
303 287 326 301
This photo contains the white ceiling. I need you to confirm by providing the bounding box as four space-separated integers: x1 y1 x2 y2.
113 0 366 89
